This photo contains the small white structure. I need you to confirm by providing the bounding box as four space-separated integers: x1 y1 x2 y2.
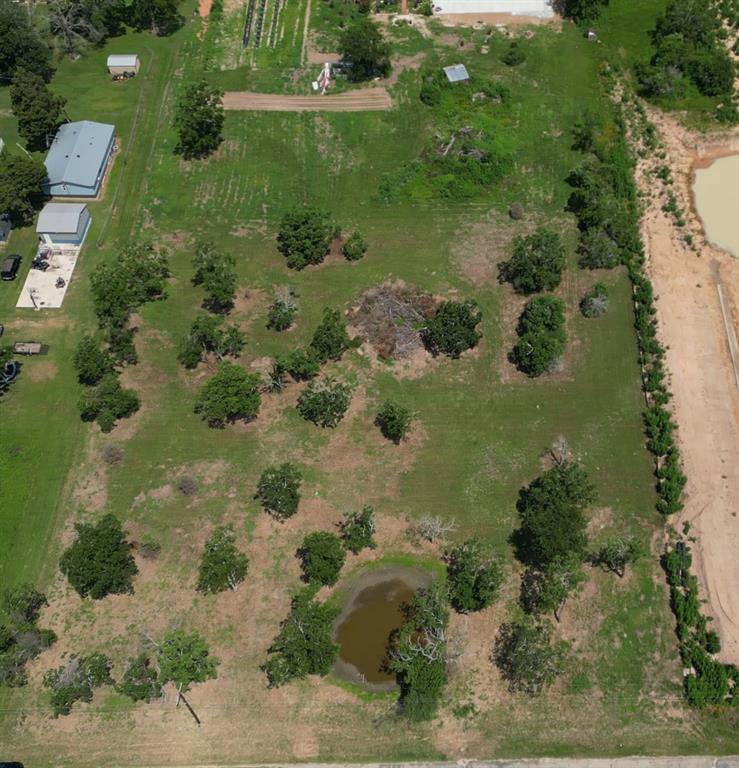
443 64 470 83
433 0 553 16
36 203 91 247
107 54 140 75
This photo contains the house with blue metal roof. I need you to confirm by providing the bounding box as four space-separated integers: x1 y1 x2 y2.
43 120 116 198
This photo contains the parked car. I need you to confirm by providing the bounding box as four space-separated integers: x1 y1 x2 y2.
1 254 21 281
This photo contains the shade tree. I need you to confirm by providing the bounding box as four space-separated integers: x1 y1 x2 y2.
445 538 504 613
0 152 48 226
423 300 482 358
263 588 339 687
298 531 346 586
73 336 114 385
308 308 352 363
174 81 224 159
256 463 302 520
595 535 644 578
192 242 237 313
194 362 261 427
197 525 249 593
338 18 391 81
510 294 566 377
59 514 138 599
499 228 566 295
513 461 596 567
157 629 219 695
339 506 376 554
116 654 162 702
78 372 140 432
519 555 585 622
277 207 333 270
493 619 566 694
296 376 353 428
10 70 67 151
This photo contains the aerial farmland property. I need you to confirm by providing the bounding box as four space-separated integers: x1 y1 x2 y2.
0 0 738 764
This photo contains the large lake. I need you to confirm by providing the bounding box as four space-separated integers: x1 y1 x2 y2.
693 154 739 258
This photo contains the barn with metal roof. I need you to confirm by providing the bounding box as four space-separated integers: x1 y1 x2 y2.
42 121 116 198
36 202 91 246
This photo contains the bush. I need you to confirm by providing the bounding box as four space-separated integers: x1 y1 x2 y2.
197 525 249 594
267 287 298 331
59 514 138 599
595 535 644 577
102 444 123 465
339 506 376 553
176 475 198 496
445 539 503 613
502 41 526 66
308 308 352 363
44 653 113 716
256 463 302 520
493 619 565 694
263 588 339 687
298 531 346 586
117 654 162 702
78 373 140 432
297 377 353 428
342 231 368 261
499 228 566 295
73 336 113 385
510 295 566 377
178 315 245 368
194 362 261 427
277 207 333 270
192 242 237 313
577 228 621 269
580 282 609 317
423 300 482 358
138 535 161 560
513 462 595 567
375 400 412 443
279 348 321 381
519 556 585 621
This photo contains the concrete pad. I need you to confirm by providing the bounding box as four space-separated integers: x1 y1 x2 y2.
16 246 80 309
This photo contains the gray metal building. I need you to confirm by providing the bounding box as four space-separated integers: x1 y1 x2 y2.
36 203 91 246
43 121 116 198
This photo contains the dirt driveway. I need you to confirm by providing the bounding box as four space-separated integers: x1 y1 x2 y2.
222 88 393 111
636 109 739 665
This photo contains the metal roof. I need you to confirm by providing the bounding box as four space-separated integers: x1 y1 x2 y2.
107 55 138 66
443 64 470 83
434 0 553 15
44 121 115 189
36 203 88 234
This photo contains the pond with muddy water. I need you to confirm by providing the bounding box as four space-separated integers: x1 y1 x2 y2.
693 153 739 258
333 566 432 691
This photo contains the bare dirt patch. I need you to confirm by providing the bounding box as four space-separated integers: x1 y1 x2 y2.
630 106 739 664
26 360 58 381
222 89 393 112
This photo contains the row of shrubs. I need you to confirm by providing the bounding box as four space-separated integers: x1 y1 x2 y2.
571 96 736 707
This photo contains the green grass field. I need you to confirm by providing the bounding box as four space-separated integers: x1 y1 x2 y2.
1 1 738 763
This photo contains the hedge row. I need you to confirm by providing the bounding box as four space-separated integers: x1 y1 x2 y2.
568 100 735 708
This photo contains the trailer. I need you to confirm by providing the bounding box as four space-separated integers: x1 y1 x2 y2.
13 342 42 356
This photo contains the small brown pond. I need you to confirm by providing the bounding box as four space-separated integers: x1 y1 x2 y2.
333 566 432 691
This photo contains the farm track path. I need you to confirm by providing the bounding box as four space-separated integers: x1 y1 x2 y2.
222 88 393 111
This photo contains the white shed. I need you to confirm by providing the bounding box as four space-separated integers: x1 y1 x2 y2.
107 54 140 75
36 203 91 247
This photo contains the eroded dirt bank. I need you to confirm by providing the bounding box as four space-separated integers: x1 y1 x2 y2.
634 107 739 665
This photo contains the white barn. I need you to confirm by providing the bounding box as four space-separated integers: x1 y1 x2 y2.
433 0 553 15
107 54 140 75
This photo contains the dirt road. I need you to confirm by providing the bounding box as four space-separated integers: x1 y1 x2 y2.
222 88 393 111
635 109 739 665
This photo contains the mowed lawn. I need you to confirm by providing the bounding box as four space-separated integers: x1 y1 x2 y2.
1 2 738 763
